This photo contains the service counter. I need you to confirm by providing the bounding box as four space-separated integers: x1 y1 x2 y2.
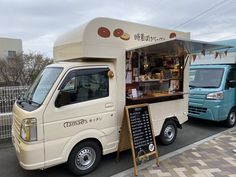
126 92 184 105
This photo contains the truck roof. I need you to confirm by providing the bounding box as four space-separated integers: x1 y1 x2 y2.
53 17 232 63
53 17 190 61
215 39 236 52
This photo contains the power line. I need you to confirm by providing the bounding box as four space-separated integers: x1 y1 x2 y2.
173 0 231 29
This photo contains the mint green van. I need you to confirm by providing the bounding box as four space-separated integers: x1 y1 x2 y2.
189 40 236 127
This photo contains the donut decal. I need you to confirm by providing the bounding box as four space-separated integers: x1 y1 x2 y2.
97 27 130 41
120 33 130 41
113 28 124 37
169 32 176 39
97 27 111 38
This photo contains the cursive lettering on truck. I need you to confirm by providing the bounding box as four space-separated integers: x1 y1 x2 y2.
64 119 88 128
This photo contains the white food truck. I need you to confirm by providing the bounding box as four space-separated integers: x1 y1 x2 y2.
12 17 227 175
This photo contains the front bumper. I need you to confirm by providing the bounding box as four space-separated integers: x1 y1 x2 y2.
188 101 224 121
12 131 44 170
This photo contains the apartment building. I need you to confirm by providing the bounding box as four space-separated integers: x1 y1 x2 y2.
0 37 22 59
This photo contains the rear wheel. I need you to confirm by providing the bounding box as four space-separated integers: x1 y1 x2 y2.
159 120 177 145
225 108 236 128
67 141 101 176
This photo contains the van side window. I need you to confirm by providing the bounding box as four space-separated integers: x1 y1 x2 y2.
56 68 109 107
228 69 236 81
226 69 236 89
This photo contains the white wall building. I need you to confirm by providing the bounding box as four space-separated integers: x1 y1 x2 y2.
0 37 22 59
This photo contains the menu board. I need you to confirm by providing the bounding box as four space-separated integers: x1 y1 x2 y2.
117 104 159 176
127 105 155 159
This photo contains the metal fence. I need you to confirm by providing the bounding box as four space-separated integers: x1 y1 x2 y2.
0 113 13 139
0 86 28 140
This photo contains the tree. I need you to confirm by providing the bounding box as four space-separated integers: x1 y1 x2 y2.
21 52 52 85
0 54 24 86
0 52 52 86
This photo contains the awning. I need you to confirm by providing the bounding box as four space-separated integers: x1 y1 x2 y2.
128 38 233 56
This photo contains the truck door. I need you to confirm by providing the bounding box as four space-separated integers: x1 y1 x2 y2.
223 68 236 121
43 66 117 165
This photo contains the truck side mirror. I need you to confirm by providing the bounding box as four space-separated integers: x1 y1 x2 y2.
228 80 236 88
55 91 71 107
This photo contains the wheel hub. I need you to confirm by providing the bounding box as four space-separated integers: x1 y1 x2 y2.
164 125 175 142
229 112 236 125
75 147 96 170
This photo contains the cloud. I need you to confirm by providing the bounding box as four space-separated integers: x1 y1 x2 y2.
0 0 235 57
23 33 57 57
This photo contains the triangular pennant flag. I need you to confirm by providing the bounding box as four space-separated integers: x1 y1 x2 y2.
201 49 205 56
224 50 228 56
192 55 197 62
215 52 219 59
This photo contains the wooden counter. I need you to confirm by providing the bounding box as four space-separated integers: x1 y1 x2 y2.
126 92 184 105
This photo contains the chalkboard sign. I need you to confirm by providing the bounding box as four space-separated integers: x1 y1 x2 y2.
117 104 159 176
127 106 155 159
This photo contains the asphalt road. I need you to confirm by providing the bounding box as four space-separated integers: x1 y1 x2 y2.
0 118 228 177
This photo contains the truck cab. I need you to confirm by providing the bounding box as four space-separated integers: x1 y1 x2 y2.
189 64 236 127
189 47 236 127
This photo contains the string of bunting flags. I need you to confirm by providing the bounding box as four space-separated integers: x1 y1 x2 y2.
190 49 229 64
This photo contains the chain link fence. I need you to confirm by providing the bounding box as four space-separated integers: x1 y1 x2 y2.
0 86 28 140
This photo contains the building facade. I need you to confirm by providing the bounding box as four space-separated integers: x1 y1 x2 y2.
0 37 22 59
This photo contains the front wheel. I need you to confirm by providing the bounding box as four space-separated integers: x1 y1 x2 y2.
159 120 177 145
225 108 236 128
67 141 102 176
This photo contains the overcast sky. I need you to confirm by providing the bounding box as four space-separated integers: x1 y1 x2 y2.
0 0 235 57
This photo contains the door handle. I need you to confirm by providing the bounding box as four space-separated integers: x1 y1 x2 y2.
105 103 114 108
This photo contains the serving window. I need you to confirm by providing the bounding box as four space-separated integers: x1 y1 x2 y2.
126 51 185 105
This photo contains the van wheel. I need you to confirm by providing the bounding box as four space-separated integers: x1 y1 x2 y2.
225 109 236 128
67 141 101 176
159 120 177 145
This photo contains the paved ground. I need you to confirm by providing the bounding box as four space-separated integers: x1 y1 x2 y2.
113 127 236 177
0 119 231 177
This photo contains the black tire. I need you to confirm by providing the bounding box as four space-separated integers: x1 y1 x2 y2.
225 108 236 128
159 120 177 145
67 141 102 176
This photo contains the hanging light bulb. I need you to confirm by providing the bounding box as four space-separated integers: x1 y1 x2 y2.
143 55 149 70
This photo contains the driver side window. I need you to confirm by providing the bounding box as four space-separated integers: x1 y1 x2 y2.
62 77 76 91
226 69 236 89
228 69 236 81
55 68 109 107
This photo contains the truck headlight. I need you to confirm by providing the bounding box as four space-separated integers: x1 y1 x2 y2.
20 118 37 142
206 91 223 100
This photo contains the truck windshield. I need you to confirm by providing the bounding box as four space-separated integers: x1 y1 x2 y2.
23 67 63 105
189 68 224 88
